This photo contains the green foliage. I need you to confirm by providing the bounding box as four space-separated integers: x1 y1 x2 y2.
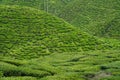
58 0 120 39
0 5 119 59
0 50 120 79
0 61 50 78
100 15 120 39
0 0 120 39
0 1 120 80
0 77 37 80
0 0 73 15
101 76 120 80
0 71 3 77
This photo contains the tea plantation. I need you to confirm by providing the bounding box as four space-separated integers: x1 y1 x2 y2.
0 1 120 80
1 5 119 59
0 50 120 80
0 0 120 38
58 0 120 39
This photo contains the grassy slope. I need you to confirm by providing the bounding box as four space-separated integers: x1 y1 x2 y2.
0 0 119 39
0 0 73 15
0 5 120 59
0 4 119 80
58 0 120 39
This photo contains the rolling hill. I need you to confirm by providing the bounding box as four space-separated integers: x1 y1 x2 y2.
0 4 120 80
0 5 119 59
0 0 120 39
58 0 120 39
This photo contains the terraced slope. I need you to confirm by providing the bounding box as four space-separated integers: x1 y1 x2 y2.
0 50 120 80
1 0 119 39
0 5 119 59
58 0 120 39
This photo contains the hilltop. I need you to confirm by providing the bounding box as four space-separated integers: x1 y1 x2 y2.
0 5 119 59
0 0 120 39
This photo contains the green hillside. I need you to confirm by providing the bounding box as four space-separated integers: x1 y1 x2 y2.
0 0 73 15
1 0 119 39
0 3 120 80
0 5 119 59
58 0 120 39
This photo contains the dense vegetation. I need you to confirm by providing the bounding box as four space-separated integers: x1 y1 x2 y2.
0 0 120 80
58 0 120 39
1 5 119 59
0 50 120 80
0 0 73 15
0 0 119 39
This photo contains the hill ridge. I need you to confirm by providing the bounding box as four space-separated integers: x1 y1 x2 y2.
0 5 119 59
